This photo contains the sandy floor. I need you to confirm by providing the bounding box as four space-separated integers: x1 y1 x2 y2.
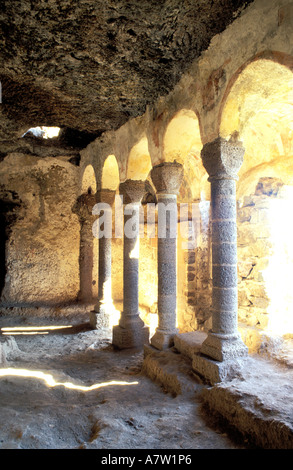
0 313 248 451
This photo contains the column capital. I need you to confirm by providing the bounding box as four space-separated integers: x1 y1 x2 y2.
201 136 245 181
119 179 146 204
96 188 116 206
73 193 97 221
151 161 183 195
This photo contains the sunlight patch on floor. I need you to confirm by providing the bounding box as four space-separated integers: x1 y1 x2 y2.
0 368 139 392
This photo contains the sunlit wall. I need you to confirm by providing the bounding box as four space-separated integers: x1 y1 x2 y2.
221 58 293 338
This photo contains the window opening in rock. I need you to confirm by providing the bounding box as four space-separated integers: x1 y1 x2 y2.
22 127 60 139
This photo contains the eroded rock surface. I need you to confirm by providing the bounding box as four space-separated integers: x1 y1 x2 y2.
0 0 253 141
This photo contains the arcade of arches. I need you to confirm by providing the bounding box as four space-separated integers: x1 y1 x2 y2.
1 0 293 450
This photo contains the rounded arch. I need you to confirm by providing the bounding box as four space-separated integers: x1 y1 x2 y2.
102 154 120 190
81 164 97 195
163 109 208 200
219 55 293 198
163 109 203 164
126 136 152 181
220 53 293 337
219 50 293 138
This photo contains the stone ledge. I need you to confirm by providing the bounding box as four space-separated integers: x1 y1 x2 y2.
0 303 96 318
142 344 203 397
89 311 111 329
239 323 293 368
173 331 207 360
199 355 293 449
144 340 293 448
192 353 247 385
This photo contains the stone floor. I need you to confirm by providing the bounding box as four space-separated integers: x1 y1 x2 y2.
0 310 292 451
173 331 293 449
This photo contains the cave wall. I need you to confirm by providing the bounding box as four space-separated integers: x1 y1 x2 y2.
0 153 81 308
237 189 274 331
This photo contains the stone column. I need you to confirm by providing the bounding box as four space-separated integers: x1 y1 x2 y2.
193 137 248 384
112 180 149 349
90 189 116 329
150 162 184 350
73 192 97 304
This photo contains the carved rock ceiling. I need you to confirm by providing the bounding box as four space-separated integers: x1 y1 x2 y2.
0 0 252 144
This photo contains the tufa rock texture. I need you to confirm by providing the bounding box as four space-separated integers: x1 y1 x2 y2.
0 0 253 142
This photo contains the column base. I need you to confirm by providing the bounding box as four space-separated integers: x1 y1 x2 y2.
90 300 118 329
150 328 179 350
200 332 248 362
112 324 150 350
89 311 111 329
192 353 247 385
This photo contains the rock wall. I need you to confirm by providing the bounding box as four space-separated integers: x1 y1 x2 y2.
176 200 212 333
237 177 293 339
0 153 82 308
237 194 273 331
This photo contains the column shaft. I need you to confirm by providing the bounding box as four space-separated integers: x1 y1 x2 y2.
79 219 94 302
192 137 248 384
150 162 183 350
97 216 112 308
122 206 140 320
211 178 238 335
112 180 149 349
153 195 177 341
90 190 116 329
72 192 96 304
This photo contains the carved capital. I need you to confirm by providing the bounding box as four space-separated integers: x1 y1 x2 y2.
73 192 97 220
151 161 183 195
96 189 116 206
201 137 245 181
119 179 146 204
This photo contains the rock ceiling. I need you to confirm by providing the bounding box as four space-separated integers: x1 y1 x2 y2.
0 0 253 146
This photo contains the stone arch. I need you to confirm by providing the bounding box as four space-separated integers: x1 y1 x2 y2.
220 55 293 338
163 109 202 164
126 136 152 181
102 154 120 190
219 55 293 198
219 50 293 138
163 109 208 201
81 164 97 195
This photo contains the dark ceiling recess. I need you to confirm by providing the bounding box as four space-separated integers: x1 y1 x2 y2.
0 0 254 142
58 128 100 149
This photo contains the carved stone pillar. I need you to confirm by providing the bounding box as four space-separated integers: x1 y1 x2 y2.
192 137 248 384
73 192 97 304
112 180 149 349
150 162 184 350
90 189 116 329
